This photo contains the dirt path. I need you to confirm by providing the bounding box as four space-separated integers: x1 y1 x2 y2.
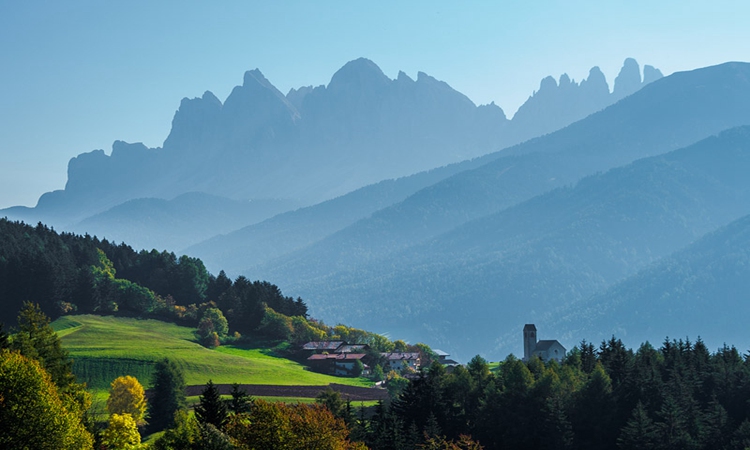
185 383 389 401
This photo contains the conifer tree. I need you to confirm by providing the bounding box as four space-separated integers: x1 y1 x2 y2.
10 302 75 390
228 382 252 414
147 358 186 433
195 379 228 429
617 401 658 450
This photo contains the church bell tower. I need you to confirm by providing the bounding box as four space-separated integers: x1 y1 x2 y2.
523 324 537 362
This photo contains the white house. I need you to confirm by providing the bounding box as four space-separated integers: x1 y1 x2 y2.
381 352 421 374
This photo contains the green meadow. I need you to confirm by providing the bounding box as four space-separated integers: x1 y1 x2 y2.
54 315 372 390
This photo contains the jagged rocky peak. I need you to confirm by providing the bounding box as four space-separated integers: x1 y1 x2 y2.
286 85 315 111
476 101 507 121
163 91 223 150
415 71 477 107
539 75 558 92
643 65 664 84
396 70 415 84
612 58 665 100
110 140 150 160
222 67 299 121
243 68 277 91
327 57 391 94
613 58 643 99
579 66 609 94
558 73 574 88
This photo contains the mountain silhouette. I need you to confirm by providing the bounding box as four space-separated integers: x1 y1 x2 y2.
4 58 658 242
237 63 750 360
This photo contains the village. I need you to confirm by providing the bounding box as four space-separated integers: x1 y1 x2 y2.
298 324 566 378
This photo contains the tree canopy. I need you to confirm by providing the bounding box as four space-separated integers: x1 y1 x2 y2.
0 350 93 449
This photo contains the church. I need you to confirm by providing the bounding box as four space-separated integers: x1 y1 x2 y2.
522 324 566 363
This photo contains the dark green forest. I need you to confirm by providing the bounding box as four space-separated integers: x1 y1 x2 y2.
0 218 306 332
6 218 750 449
362 339 750 450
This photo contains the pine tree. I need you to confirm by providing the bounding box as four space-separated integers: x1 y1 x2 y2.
10 302 75 390
195 379 228 429
228 382 252 414
617 401 658 450
147 358 186 433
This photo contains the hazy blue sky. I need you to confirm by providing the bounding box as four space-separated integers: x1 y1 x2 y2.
1 1 748 209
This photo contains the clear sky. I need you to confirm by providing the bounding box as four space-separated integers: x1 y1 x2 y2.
1 1 748 209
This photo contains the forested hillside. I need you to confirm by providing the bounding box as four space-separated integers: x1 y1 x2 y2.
555 213 750 350
244 63 750 359
268 125 750 359
0 219 305 330
363 338 750 450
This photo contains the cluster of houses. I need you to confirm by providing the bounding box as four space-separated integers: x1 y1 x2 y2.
300 341 458 377
300 325 564 378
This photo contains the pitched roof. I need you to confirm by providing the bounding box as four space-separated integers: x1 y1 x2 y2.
307 353 366 361
381 352 420 361
433 349 450 357
335 353 366 361
534 340 564 351
302 341 345 351
336 344 368 353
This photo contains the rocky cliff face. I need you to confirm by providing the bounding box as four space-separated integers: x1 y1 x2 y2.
511 58 663 142
6 58 661 227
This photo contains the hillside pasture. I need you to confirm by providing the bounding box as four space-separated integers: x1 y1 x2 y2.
54 315 372 389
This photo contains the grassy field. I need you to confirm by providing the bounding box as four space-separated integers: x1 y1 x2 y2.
54 315 372 390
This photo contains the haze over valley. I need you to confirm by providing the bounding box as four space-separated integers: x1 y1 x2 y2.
4 57 750 361
3 2 750 362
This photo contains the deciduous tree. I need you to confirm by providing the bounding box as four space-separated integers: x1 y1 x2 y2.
0 350 93 449
101 413 144 450
107 375 147 425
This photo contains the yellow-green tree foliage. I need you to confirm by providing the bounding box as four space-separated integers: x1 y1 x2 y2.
107 375 147 425
226 399 366 449
101 413 144 450
0 350 93 449
291 316 326 344
419 434 485 449
153 410 201 450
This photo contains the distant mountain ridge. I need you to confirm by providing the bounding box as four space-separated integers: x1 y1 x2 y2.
229 62 750 359
552 212 750 352
3 57 659 236
243 62 750 282
271 125 750 360
509 57 662 143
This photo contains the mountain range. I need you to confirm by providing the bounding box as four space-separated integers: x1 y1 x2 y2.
6 58 750 361
230 62 750 360
4 58 658 251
